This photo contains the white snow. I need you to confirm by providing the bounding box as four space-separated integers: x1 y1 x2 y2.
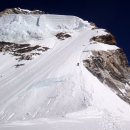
0 13 130 130
84 43 119 51
0 14 91 47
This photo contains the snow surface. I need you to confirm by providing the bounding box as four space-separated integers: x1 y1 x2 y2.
0 13 130 130
0 14 90 47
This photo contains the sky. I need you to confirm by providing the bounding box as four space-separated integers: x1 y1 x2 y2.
0 0 130 62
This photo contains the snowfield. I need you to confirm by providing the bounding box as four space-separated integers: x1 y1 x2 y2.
0 11 130 130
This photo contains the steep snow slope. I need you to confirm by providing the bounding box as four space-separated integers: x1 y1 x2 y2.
0 8 130 130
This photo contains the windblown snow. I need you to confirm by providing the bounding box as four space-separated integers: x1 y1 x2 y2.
0 9 130 130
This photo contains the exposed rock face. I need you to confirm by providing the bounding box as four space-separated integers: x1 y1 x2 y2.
91 34 116 45
0 8 45 16
83 49 130 104
0 41 49 64
55 33 71 40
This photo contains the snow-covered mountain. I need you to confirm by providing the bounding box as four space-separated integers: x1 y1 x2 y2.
0 8 130 130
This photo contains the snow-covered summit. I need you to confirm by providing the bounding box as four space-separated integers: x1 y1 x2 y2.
0 8 130 130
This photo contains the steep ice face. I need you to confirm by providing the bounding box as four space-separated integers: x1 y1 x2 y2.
0 14 91 46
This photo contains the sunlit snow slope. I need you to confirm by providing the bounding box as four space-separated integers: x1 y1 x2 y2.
0 8 130 130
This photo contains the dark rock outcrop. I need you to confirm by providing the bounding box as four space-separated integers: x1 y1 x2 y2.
83 49 130 104
0 41 49 62
15 64 25 68
91 34 116 45
0 8 45 16
56 33 71 40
